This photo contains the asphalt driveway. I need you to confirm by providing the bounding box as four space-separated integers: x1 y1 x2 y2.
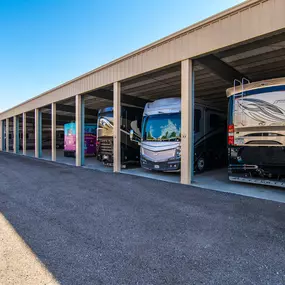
0 152 284 285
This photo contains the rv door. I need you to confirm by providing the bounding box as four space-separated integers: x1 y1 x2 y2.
194 108 203 143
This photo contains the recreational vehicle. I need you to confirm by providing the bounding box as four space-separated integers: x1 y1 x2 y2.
97 106 143 166
227 78 285 188
130 97 226 172
64 122 97 157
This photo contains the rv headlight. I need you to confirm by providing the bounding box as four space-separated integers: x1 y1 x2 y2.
99 118 105 126
176 147 181 159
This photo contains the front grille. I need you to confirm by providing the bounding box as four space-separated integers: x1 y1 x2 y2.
143 148 176 162
141 157 180 171
99 139 113 155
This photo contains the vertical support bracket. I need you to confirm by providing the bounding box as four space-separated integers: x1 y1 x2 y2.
113 82 121 172
76 94 85 166
181 59 194 185
6 118 9 152
13 116 19 154
0 120 4 151
22 113 27 155
35 108 42 158
51 103 57 162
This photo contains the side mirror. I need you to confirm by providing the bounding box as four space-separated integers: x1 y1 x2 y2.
130 129 134 141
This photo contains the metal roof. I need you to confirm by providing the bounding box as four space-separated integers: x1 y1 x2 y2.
0 0 285 119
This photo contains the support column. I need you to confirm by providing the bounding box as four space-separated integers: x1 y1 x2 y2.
113 82 121 172
76 95 85 166
0 120 4 151
35 108 42 158
181 59 194 185
6 118 9 152
13 116 19 154
51 103 57 162
22 113 27 155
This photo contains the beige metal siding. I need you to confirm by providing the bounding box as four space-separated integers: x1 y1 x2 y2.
0 121 3 151
0 0 285 119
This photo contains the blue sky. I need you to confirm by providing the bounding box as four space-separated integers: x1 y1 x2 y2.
0 0 244 112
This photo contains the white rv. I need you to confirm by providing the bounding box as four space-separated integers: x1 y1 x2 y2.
227 77 285 187
131 97 226 172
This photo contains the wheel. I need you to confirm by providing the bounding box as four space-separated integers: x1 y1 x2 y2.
197 157 205 172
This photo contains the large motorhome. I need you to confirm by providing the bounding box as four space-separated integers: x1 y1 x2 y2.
64 122 97 157
227 78 285 188
97 106 143 166
131 97 226 172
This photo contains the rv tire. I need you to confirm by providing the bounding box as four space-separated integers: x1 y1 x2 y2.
197 157 205 173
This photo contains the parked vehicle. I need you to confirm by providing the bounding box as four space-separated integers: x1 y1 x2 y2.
64 122 97 157
130 97 226 172
5 127 64 150
96 106 143 166
227 77 285 187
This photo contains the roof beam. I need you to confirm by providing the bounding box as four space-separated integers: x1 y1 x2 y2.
25 117 52 126
216 32 285 59
26 112 96 123
86 89 149 108
41 104 97 117
25 116 95 125
196 92 226 100
195 54 250 84
28 113 74 123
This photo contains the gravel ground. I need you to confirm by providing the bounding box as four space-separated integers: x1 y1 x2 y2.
0 152 284 285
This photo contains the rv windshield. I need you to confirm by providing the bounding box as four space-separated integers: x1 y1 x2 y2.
99 111 113 118
143 113 181 141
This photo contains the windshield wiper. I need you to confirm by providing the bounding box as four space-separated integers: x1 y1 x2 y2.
146 138 180 142
161 138 180 142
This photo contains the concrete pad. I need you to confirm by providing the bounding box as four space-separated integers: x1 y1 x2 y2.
0 213 59 285
25 149 35 158
194 168 285 204
10 150 285 203
122 166 285 204
40 149 75 166
84 156 113 173
20 149 112 171
121 166 180 183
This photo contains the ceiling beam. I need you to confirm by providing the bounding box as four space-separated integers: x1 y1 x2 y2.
216 32 285 59
86 89 149 108
196 92 226 100
195 87 227 98
122 69 180 91
124 78 180 94
227 48 285 69
25 116 95 126
33 113 74 122
25 118 52 126
41 103 97 117
195 54 250 84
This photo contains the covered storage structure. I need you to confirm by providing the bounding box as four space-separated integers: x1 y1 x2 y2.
1 0 285 186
